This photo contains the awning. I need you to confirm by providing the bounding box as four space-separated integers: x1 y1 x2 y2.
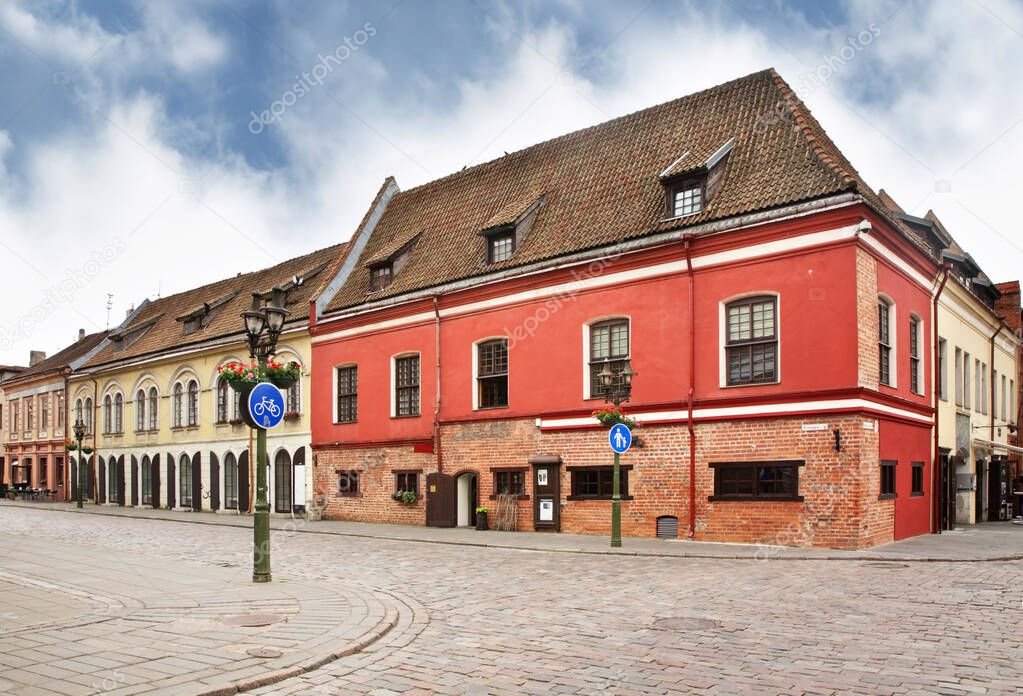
972 438 1023 455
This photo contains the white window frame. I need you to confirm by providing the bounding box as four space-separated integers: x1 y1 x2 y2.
390 352 421 418
472 337 510 411
718 292 781 388
582 316 631 400
877 294 897 389
909 313 923 396
333 363 358 423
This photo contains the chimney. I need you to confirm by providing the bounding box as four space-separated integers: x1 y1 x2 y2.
29 350 46 366
125 304 135 319
78 328 86 342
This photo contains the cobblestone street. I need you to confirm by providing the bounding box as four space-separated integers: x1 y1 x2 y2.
1 506 1021 695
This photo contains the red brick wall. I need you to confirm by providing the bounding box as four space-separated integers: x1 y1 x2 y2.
314 412 898 549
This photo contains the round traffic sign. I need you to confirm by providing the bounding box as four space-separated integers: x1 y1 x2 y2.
608 423 632 453
247 382 285 430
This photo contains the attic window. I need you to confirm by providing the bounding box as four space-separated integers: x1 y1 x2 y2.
487 227 515 263
670 180 703 218
183 318 201 335
370 264 393 291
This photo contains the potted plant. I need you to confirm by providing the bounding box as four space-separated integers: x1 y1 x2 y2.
592 405 638 429
391 491 418 505
66 441 78 451
264 359 300 390
80 446 94 455
475 506 489 531
283 410 300 422
218 361 260 401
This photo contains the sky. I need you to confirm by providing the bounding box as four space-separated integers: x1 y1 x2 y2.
1 0 1022 365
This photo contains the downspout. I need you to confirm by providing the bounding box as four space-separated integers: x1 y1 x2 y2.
63 369 71 500
432 297 443 473
931 265 950 534
684 234 697 539
990 324 1003 441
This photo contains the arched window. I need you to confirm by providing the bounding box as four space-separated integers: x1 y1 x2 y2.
114 393 123 433
224 452 238 509
136 390 146 431
103 395 112 434
179 453 192 507
216 378 229 424
172 383 183 427
187 380 199 427
148 387 158 430
84 397 93 434
141 454 152 506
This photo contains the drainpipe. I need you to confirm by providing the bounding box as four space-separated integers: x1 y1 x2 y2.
432 296 443 473
684 234 697 539
931 264 950 534
990 324 1003 441
63 369 70 500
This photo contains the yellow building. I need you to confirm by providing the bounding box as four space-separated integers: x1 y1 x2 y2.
894 207 1021 525
68 245 341 514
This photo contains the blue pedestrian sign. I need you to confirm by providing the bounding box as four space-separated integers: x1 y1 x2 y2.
608 423 632 454
247 382 285 430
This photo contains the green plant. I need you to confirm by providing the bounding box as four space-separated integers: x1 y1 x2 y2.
218 361 260 387
264 359 301 381
392 490 418 504
475 506 489 514
80 447 94 455
592 405 637 429
66 441 78 451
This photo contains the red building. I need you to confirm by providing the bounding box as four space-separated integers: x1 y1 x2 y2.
308 69 940 548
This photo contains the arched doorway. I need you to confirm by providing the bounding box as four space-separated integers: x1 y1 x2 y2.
455 471 478 527
224 452 238 510
274 450 292 513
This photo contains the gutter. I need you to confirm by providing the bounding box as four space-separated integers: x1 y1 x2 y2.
990 324 1004 442
684 234 697 539
931 264 950 534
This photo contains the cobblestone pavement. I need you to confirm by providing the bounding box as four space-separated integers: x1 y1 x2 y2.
2 507 1022 695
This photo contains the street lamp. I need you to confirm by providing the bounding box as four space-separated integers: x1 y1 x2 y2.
73 418 86 509
241 287 289 583
599 359 637 548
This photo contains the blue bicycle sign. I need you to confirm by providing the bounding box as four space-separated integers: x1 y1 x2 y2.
247 382 285 429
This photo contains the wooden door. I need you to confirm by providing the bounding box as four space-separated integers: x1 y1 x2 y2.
166 454 176 509
274 451 292 513
191 453 202 511
209 453 220 511
117 456 126 505
532 459 561 531
239 451 250 513
425 473 455 527
98 457 106 503
151 456 160 508
130 456 139 507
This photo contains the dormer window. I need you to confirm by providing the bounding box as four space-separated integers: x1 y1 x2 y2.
670 180 703 217
369 264 392 291
487 227 515 263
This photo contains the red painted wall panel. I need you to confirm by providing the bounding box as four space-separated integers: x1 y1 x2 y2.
880 418 932 540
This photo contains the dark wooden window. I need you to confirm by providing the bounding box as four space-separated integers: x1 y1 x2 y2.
55 456 63 484
336 366 357 422
395 355 420 417
726 296 777 385
588 319 629 396
103 395 111 434
910 316 921 394
338 470 360 496
670 180 702 217
879 460 896 499
39 456 47 486
477 339 508 409
878 300 892 386
136 389 147 431
911 462 924 496
173 383 184 427
569 466 629 499
369 265 392 291
488 231 515 263
710 461 802 501
394 471 419 496
216 379 229 423
938 339 948 401
187 381 199 427
493 469 525 496
148 387 158 430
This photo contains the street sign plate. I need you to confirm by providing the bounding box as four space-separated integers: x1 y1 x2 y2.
608 423 632 454
247 382 285 430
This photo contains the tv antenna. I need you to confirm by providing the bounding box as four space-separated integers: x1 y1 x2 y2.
105 293 113 329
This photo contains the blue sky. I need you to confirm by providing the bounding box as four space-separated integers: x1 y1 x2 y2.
1 0 1022 363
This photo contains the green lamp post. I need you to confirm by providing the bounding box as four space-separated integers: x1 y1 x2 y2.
73 418 86 509
598 359 637 548
241 287 289 584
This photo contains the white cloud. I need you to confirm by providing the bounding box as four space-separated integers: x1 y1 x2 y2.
1 0 1022 364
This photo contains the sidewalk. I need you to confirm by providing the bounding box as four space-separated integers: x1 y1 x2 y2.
4 499 1022 562
0 528 399 696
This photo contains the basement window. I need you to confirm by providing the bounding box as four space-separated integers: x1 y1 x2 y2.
709 461 803 502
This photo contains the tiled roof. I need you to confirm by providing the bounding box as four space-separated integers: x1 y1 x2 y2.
4 331 109 385
83 244 343 369
323 68 932 314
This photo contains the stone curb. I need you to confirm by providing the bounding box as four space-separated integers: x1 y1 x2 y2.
4 501 1022 563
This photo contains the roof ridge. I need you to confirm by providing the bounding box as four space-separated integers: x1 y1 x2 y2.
398 68 779 200
767 68 857 190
